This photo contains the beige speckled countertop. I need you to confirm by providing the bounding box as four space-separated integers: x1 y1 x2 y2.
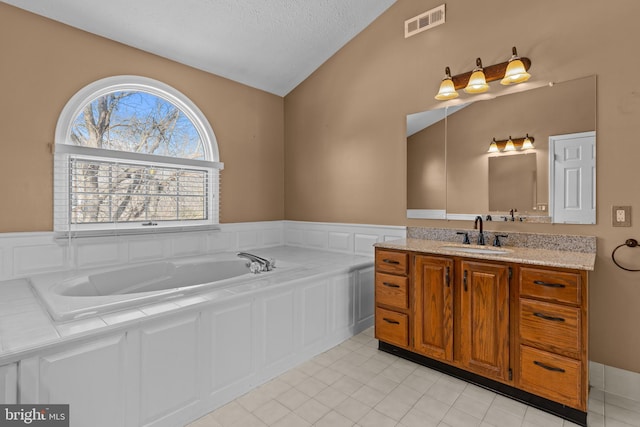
375 238 596 271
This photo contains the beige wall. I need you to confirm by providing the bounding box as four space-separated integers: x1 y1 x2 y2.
0 3 284 232
284 0 640 373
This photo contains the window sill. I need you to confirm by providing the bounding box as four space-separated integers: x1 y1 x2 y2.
54 224 221 243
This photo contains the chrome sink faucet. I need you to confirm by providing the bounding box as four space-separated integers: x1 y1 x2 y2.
474 216 485 245
237 252 275 272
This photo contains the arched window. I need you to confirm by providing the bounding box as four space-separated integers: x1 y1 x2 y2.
54 76 223 236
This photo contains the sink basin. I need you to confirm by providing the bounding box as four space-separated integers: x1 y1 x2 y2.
439 245 511 255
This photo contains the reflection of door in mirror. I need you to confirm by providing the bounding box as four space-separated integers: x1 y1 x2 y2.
550 131 596 224
489 153 536 213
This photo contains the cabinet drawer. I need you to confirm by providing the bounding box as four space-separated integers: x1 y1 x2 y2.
520 267 581 305
375 307 409 348
375 273 409 309
375 250 408 275
520 299 580 356
519 345 582 409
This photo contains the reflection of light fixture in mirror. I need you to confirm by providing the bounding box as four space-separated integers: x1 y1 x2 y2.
464 58 489 94
501 47 532 85
522 134 534 149
488 138 500 153
434 46 532 101
504 136 516 151
434 67 459 100
488 134 535 152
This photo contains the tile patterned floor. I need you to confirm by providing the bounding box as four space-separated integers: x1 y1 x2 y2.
187 328 639 427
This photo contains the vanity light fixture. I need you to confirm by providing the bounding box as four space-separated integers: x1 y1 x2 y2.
488 139 500 153
488 134 535 152
434 66 459 100
464 58 489 94
504 136 516 151
500 47 532 85
435 46 532 101
521 134 535 149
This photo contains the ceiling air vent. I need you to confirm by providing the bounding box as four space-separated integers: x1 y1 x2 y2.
404 4 446 38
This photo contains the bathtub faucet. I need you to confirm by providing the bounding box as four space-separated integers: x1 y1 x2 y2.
237 252 276 273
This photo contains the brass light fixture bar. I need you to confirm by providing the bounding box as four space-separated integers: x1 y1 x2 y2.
435 47 532 100
488 134 535 153
451 57 532 90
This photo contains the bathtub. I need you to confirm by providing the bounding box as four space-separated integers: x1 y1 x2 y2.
30 253 302 322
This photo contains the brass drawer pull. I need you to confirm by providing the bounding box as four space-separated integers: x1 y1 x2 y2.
382 259 400 265
533 312 566 322
383 318 400 325
382 282 400 288
534 360 566 373
533 280 566 288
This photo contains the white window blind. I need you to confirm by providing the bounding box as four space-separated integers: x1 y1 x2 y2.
70 158 208 224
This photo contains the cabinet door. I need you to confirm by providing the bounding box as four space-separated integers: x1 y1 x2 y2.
413 255 454 361
459 260 510 381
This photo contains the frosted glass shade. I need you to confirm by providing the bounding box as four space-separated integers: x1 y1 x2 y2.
464 70 489 93
488 141 499 153
500 58 531 85
504 139 516 151
435 78 459 100
522 136 534 149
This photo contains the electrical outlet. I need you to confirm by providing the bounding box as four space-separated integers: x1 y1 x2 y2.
613 206 631 227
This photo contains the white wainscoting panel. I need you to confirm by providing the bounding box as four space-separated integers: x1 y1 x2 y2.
139 313 201 426
355 234 380 256
0 221 404 282
128 236 167 263
301 279 329 348
284 221 406 257
13 244 68 276
262 290 296 371
305 230 328 249
170 234 208 257
331 273 355 334
20 334 129 427
210 302 254 390
76 240 124 268
0 363 17 404
283 228 304 246
328 232 352 252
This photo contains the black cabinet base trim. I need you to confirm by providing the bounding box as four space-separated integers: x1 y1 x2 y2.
378 341 587 427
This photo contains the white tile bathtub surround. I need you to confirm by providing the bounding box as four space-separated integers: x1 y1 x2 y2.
0 221 405 281
0 247 376 427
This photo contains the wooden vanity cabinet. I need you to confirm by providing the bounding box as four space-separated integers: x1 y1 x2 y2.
374 249 410 348
458 260 510 382
413 256 510 381
413 255 454 361
516 266 588 410
374 247 589 425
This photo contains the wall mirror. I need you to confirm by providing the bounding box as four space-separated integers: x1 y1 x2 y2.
406 75 596 224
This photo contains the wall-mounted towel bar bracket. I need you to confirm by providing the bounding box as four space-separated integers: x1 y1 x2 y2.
611 239 640 272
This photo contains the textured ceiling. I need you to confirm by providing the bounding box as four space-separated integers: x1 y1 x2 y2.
2 0 396 96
